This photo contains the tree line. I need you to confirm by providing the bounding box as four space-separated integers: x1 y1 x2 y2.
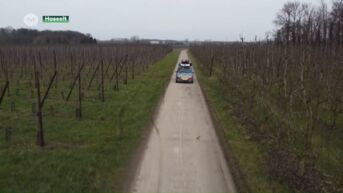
0 27 97 45
274 0 343 46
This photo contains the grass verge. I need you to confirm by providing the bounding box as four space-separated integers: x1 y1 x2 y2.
0 50 180 192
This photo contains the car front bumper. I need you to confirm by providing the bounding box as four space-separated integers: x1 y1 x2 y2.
176 77 194 83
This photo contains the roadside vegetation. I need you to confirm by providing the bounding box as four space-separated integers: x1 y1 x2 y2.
190 1 343 192
0 44 179 192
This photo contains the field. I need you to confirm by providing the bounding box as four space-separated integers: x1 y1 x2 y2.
0 45 179 192
190 44 343 192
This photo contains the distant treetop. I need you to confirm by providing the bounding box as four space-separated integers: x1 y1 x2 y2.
0 27 97 45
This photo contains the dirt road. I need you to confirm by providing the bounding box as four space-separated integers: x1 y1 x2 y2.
131 50 236 193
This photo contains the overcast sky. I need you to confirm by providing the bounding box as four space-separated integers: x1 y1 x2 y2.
0 0 328 41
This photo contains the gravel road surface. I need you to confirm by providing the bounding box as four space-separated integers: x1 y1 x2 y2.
131 50 236 193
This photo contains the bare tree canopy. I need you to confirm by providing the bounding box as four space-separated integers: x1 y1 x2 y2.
274 0 343 46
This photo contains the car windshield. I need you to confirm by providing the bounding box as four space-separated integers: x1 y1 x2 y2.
178 68 192 73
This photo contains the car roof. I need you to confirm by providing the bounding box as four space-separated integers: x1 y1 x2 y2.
177 67 192 72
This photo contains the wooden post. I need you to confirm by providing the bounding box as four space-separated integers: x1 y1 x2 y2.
33 51 57 147
0 53 9 104
0 81 9 105
77 56 82 118
124 61 128 85
131 60 135 80
100 58 105 102
209 49 215 77
34 53 44 147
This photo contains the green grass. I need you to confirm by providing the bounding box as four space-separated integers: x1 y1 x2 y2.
190 54 289 193
0 50 180 192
